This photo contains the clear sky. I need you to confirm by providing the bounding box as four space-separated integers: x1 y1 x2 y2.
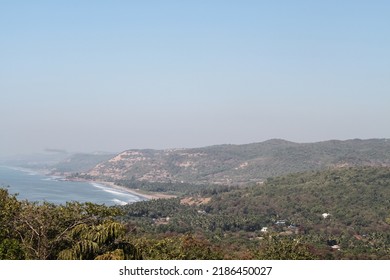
1 1 389 156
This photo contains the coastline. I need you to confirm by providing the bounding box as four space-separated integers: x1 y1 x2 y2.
92 180 176 200
38 167 177 201
1 166 175 204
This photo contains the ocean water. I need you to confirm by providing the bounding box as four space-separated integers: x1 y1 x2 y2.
0 166 145 206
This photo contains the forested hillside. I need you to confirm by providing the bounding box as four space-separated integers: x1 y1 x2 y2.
120 166 390 259
79 139 390 185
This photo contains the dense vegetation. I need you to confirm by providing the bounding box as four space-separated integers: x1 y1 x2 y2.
2 166 390 259
0 189 132 260
118 167 390 259
114 179 237 196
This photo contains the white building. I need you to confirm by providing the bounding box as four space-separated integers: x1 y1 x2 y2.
322 213 330 219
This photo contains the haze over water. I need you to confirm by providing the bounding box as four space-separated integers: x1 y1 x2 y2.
0 166 145 206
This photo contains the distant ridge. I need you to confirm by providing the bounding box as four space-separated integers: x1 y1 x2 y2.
80 138 390 185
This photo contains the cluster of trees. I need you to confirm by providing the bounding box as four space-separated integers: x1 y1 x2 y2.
0 188 135 260
114 179 237 196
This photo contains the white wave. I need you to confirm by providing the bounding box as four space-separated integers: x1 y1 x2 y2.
90 182 103 187
89 182 147 204
90 182 133 197
111 199 128 206
42 177 57 181
106 189 128 196
41 175 64 182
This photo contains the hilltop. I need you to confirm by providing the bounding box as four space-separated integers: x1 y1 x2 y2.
76 138 390 185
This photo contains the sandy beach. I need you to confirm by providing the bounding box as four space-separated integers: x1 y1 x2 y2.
94 180 176 200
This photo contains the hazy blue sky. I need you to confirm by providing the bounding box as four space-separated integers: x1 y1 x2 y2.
1 1 389 156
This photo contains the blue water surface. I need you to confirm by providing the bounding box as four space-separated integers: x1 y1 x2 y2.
0 166 145 206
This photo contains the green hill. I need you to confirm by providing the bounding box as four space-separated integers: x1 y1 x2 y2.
83 138 390 185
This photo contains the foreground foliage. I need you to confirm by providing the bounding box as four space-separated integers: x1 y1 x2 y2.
0 189 131 260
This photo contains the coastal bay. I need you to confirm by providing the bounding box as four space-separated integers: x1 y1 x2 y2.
0 166 147 206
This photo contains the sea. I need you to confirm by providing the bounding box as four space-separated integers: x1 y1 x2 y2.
0 165 146 206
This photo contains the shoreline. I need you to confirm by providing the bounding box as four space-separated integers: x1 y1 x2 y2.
91 180 177 201
1 165 176 203
30 167 176 201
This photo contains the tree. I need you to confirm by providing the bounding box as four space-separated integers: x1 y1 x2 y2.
0 188 24 259
58 220 139 260
14 200 129 260
133 234 222 260
256 235 317 260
